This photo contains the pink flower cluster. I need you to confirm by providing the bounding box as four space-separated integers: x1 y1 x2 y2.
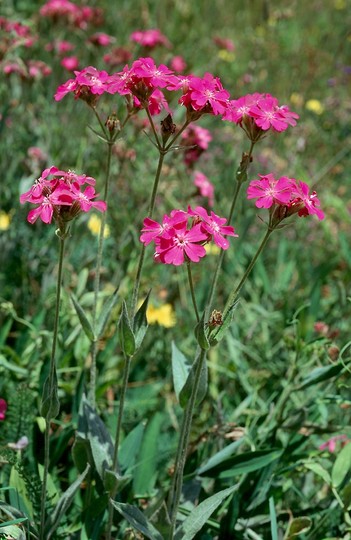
3 59 52 79
54 57 299 132
181 125 212 166
0 16 36 54
20 166 106 225
224 92 299 139
40 0 103 29
247 173 324 221
140 206 237 266
130 29 171 49
193 172 215 207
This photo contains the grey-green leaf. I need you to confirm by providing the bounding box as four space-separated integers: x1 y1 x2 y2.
96 288 119 339
41 368 60 420
304 462 331 485
133 291 150 351
171 342 191 404
110 501 164 540
209 301 239 346
332 442 351 488
45 464 90 539
298 362 345 390
119 300 135 356
194 311 210 350
71 294 95 342
198 449 283 479
176 484 238 540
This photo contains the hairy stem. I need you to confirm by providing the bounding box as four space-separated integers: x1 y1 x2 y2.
187 262 200 323
39 228 66 540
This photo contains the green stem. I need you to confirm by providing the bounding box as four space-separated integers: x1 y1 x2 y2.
130 146 165 316
145 106 161 149
164 120 190 152
39 228 66 540
89 136 113 406
92 106 108 139
168 349 207 538
106 354 132 540
187 262 200 323
206 141 255 314
223 227 273 317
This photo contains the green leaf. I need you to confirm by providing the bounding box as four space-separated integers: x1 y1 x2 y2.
133 413 163 496
0 524 26 539
304 462 331 485
119 300 135 356
119 421 146 473
0 354 27 375
133 291 150 351
9 468 33 519
332 442 351 488
76 395 114 481
197 439 244 475
298 362 345 390
285 517 312 539
71 294 96 342
194 311 210 350
45 464 90 539
41 368 60 420
198 449 283 479
269 496 278 540
176 484 238 540
179 351 207 409
209 301 239 346
96 288 119 339
111 501 164 540
171 342 191 404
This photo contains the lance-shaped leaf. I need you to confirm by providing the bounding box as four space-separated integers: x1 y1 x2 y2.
171 342 191 404
133 291 151 351
332 441 351 488
175 484 238 540
76 395 114 481
198 449 283 479
41 368 60 420
119 300 135 356
96 288 119 339
45 464 90 539
110 501 164 540
209 301 239 346
71 294 96 342
194 310 210 350
179 350 207 409
298 361 346 390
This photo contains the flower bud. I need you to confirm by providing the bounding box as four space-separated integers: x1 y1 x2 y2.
105 112 120 134
161 113 176 143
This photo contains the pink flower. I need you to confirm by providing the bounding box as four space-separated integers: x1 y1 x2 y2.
141 206 237 266
193 171 215 207
170 55 187 73
181 125 212 166
319 435 349 453
54 66 111 102
0 398 7 421
247 174 295 208
290 180 325 220
188 206 238 249
130 29 171 49
88 32 115 47
180 73 230 117
213 36 235 51
61 56 79 71
156 223 208 266
103 47 131 68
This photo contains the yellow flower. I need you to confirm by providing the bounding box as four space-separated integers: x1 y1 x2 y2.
334 0 346 9
0 211 11 231
205 243 220 256
217 50 236 63
146 303 176 328
290 93 304 108
87 214 110 238
305 99 325 115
